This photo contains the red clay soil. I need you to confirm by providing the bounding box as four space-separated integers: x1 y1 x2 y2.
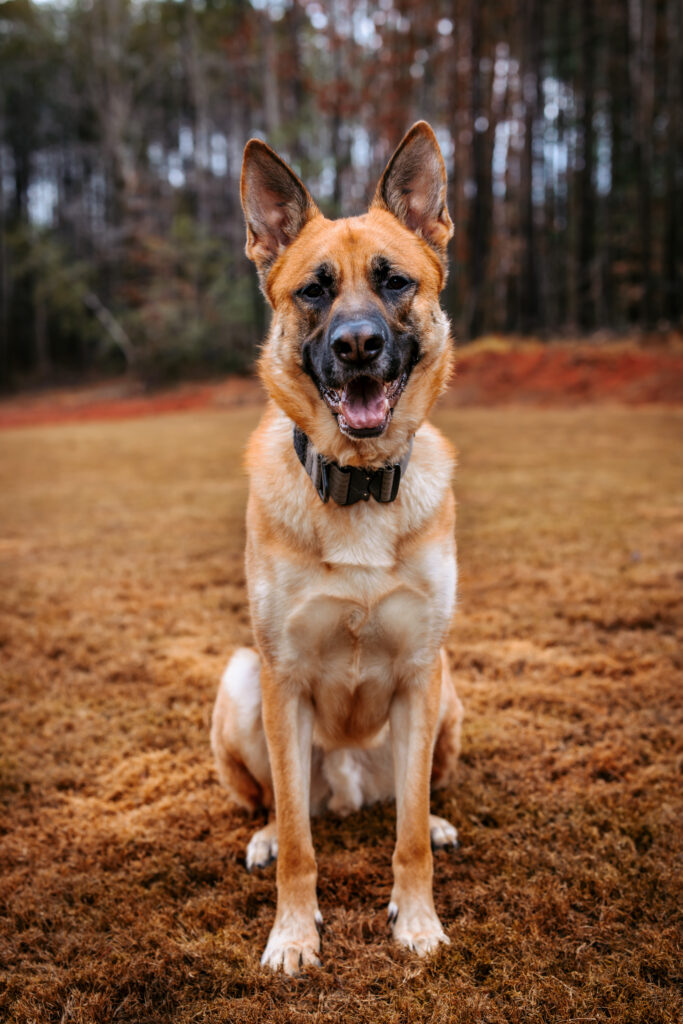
446 344 683 406
0 375 265 429
1 342 682 429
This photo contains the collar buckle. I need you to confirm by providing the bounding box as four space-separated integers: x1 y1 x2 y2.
305 447 329 503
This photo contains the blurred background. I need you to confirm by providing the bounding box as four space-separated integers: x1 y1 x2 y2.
0 0 680 387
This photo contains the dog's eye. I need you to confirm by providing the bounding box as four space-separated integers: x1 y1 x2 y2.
386 275 410 291
301 283 324 300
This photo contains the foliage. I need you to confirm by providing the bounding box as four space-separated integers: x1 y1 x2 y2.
4 227 101 374
122 218 258 382
0 0 680 385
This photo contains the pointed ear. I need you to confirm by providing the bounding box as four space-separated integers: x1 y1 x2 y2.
372 122 453 261
241 140 320 278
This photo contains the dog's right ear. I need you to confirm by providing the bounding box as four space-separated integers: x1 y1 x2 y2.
241 140 320 279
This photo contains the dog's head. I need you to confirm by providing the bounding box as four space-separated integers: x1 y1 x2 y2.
241 122 454 467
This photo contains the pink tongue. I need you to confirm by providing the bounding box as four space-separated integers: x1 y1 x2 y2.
340 377 388 430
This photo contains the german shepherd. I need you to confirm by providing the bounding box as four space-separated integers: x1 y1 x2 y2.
211 122 462 974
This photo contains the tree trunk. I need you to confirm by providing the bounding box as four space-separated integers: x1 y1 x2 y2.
519 0 541 334
465 0 493 339
577 0 596 330
34 289 50 380
184 0 211 228
664 0 681 322
263 12 280 140
628 0 656 326
0 122 8 385
447 0 472 337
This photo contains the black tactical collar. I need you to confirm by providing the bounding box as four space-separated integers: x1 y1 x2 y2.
293 425 413 506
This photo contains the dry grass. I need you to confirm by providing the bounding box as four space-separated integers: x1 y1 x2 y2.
0 403 681 1023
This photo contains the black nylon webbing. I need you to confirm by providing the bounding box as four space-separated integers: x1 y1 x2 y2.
292 425 413 506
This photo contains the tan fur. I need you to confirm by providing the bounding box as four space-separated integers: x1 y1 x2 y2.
211 122 463 974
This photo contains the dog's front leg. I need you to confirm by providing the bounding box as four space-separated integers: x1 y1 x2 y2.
388 658 450 955
259 663 321 974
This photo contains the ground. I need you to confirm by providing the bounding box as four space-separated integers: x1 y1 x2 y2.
0 365 681 1022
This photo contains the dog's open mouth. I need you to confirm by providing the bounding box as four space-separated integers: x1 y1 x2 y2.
320 373 408 438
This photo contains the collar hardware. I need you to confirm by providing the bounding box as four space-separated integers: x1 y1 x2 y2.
293 425 412 506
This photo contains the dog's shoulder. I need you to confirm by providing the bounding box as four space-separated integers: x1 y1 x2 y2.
398 421 456 532
245 401 318 552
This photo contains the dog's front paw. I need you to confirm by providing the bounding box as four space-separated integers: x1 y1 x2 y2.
388 899 450 956
261 910 323 975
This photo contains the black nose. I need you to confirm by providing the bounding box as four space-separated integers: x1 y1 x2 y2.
329 317 386 366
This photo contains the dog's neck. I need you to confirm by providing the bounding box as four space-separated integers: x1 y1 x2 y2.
293 425 413 506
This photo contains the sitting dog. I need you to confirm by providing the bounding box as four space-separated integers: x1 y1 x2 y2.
211 121 463 974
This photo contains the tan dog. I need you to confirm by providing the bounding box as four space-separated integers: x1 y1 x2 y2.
211 122 463 975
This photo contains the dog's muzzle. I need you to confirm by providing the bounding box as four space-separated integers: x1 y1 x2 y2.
310 311 412 439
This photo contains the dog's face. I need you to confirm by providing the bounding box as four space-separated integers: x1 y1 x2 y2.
241 122 454 466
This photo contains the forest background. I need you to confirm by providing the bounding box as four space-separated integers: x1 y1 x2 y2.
0 0 681 386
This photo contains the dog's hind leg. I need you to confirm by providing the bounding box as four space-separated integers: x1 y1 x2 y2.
246 819 279 871
431 649 463 791
211 647 273 813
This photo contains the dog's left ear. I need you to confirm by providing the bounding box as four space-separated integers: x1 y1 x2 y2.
241 140 320 279
372 122 453 261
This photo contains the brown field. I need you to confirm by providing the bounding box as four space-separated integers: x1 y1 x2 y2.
0 399 681 1023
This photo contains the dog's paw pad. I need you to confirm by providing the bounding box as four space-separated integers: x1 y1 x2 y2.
429 814 459 851
246 828 278 871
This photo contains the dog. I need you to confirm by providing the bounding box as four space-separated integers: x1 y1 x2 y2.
211 121 463 975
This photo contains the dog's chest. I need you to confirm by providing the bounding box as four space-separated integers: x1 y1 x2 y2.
269 537 455 746
285 580 431 676
284 581 431 745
